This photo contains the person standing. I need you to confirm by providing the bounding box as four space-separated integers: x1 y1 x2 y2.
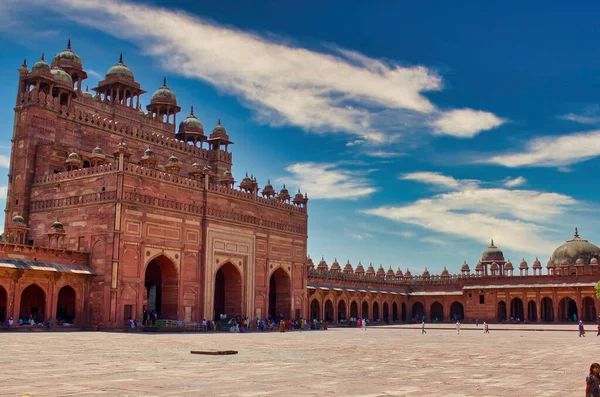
361 318 367 331
586 363 600 397
7 317 13 331
456 320 461 334
475 318 479 327
357 318 362 329
483 321 489 333
421 320 426 334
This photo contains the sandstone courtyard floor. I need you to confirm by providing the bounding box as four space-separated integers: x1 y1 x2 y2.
1 324 597 397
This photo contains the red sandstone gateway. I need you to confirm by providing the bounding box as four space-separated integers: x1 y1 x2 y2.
0 40 599 330
0 40 308 328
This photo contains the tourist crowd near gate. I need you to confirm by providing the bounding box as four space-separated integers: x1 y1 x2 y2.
0 40 599 331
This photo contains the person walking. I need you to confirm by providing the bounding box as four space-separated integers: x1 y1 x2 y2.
579 320 586 337
483 321 489 333
361 318 367 331
456 320 461 334
421 320 426 334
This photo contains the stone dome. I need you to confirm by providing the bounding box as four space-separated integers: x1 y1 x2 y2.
52 39 82 65
11 214 25 224
223 170 233 178
591 258 599 265
105 54 134 81
441 267 449 276
395 268 404 277
92 147 103 154
481 239 504 262
504 260 514 270
461 261 470 272
32 53 50 72
51 67 73 85
68 152 80 160
475 261 483 272
144 147 155 157
404 268 412 278
355 261 365 274
151 78 177 102
366 263 376 275
519 258 529 270
550 228 600 266
317 256 328 271
51 219 64 230
168 155 179 163
532 258 542 269
330 258 341 272
386 266 395 278
179 106 204 133
422 268 430 277
343 260 353 273
306 256 315 270
82 86 93 98
376 265 385 277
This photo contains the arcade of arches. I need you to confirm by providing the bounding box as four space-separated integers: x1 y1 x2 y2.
306 288 599 324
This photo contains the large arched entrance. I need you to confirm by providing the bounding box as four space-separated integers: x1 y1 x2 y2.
0 285 6 323
558 297 578 322
373 302 380 321
213 262 243 320
337 300 347 322
510 298 524 321
362 301 369 319
268 268 291 320
350 301 358 318
541 297 554 322
56 286 76 323
497 301 507 322
392 302 398 322
401 302 407 322
430 302 443 322
450 301 464 321
20 284 45 322
583 297 597 322
527 300 537 322
412 302 424 321
383 302 389 322
324 299 334 322
310 299 320 320
145 255 179 320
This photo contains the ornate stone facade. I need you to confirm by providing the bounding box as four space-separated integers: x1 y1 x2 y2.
0 41 308 327
306 233 600 324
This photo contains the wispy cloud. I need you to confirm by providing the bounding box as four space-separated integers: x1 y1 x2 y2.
484 130 600 168
86 69 103 80
400 171 478 190
278 162 377 200
363 151 406 159
560 104 600 125
20 0 504 143
362 172 577 254
504 176 526 188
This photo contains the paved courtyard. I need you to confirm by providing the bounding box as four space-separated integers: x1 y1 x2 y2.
1 324 597 396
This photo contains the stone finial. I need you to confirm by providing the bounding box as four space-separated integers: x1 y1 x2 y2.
163 77 167 86
67 38 71 50
574 227 579 238
119 53 123 63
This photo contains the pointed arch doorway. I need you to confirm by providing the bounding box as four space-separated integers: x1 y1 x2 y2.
144 255 179 320
214 262 243 320
268 268 291 320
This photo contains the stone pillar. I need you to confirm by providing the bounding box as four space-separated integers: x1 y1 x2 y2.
553 290 559 323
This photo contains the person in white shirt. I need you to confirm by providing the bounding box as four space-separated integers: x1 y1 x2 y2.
456 320 461 334
7 317 13 331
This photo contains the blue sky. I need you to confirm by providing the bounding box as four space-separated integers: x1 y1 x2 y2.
1 0 599 275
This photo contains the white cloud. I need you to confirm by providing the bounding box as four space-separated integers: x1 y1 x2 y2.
278 162 376 200
560 105 600 125
485 130 600 168
432 109 505 138
362 172 577 254
23 0 503 143
400 172 477 190
0 155 10 168
0 186 7 197
363 151 405 159
421 236 449 246
86 69 103 80
504 176 526 188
